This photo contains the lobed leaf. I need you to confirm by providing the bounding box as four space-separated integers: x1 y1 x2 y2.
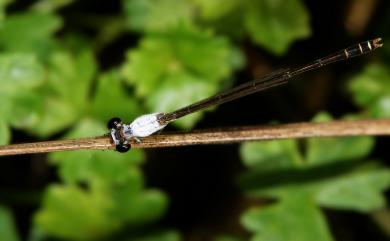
315 165 390 212
0 53 45 131
240 139 303 170
90 70 143 124
40 116 165 239
241 195 333 241
306 136 374 166
144 72 218 128
239 113 389 212
111 189 169 226
27 50 97 137
0 53 44 92
35 185 121 241
243 0 311 55
305 112 374 165
191 0 241 20
122 25 243 128
348 64 390 118
0 11 62 58
31 0 74 13
7 91 44 129
123 0 194 32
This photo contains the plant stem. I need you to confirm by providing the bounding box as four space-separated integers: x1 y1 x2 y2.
1 119 390 156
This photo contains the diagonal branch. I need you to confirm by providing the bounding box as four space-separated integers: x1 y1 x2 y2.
0 119 390 156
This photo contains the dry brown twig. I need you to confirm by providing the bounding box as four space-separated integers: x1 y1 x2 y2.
0 119 389 156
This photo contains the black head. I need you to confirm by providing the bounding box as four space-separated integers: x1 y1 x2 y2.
115 143 131 153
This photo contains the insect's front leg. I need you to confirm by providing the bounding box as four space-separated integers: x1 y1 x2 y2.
133 137 142 144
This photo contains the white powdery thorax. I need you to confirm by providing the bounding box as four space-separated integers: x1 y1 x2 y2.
127 113 167 138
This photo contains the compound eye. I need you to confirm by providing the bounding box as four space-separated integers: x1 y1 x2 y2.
115 143 131 153
107 117 122 129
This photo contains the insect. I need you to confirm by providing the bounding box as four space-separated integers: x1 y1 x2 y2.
108 38 383 152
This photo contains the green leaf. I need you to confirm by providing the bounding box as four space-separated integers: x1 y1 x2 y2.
122 26 240 96
35 182 168 240
45 50 97 108
348 64 390 107
0 53 45 92
40 118 166 239
240 139 304 170
28 50 97 137
239 113 390 212
369 95 390 118
243 0 311 55
49 119 145 184
306 136 374 166
145 72 218 128
240 161 390 212
348 63 390 118
26 98 77 137
0 54 43 129
31 0 74 13
0 206 20 241
7 91 43 129
90 70 143 124
306 112 374 165
0 119 10 145
112 189 169 226
122 25 243 128
123 0 194 32
241 195 333 241
197 7 246 40
240 163 390 213
191 0 241 20
315 165 390 212
35 185 121 241
53 150 145 186
0 11 62 58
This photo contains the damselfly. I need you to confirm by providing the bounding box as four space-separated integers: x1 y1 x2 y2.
108 38 383 152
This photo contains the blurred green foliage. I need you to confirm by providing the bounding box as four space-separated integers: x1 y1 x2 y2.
0 0 388 241
239 114 390 241
123 0 194 32
121 24 243 128
348 64 390 118
0 11 61 58
0 53 44 140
